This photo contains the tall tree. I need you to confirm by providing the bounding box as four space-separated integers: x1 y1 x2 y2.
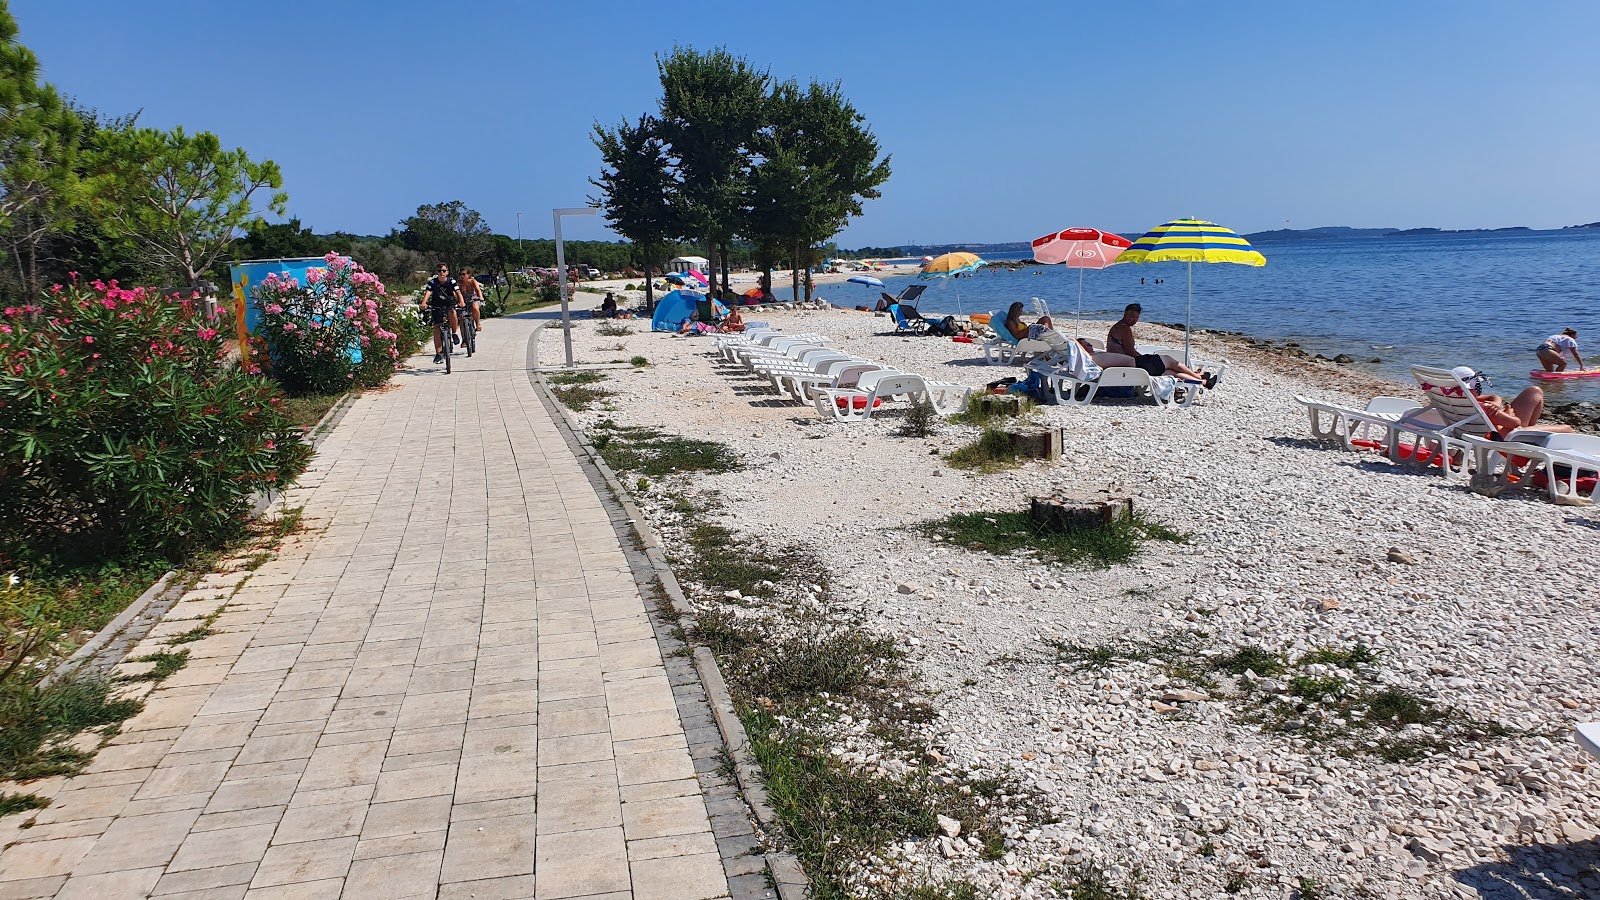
0 2 85 297
591 114 679 311
655 47 768 297
86 126 286 289
400 200 492 274
750 79 891 300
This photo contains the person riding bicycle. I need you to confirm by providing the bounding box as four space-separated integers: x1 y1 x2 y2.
460 268 486 334
423 264 464 364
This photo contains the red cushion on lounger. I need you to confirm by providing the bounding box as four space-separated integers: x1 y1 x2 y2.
834 396 883 410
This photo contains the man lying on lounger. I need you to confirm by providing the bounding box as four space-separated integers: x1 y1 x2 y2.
1101 305 1218 388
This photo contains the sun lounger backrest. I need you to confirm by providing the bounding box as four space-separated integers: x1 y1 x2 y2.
1410 365 1487 429
900 284 927 303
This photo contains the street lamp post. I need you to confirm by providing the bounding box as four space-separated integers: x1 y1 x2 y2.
553 206 599 367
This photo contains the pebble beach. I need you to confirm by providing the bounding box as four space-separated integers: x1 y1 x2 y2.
539 303 1600 900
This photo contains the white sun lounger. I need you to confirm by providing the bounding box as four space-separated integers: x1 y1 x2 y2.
1297 395 1425 450
813 370 972 422
1455 431 1600 506
1577 723 1600 759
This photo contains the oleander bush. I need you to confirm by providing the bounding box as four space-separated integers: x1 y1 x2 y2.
0 278 312 564
250 253 402 395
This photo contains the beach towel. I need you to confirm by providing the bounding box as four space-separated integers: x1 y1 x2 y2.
1031 330 1102 382
1149 375 1178 405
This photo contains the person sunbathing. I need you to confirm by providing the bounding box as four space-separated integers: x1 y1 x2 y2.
1073 336 1218 389
721 307 746 333
1478 389 1574 437
1003 302 1029 341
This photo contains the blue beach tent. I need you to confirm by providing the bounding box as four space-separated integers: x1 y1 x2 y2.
650 289 702 332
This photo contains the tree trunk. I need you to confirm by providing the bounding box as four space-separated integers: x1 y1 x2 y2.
791 243 801 302
705 239 718 300
804 248 814 303
720 243 731 295
643 258 654 312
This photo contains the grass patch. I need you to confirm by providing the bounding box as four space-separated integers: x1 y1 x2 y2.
0 678 143 780
497 285 563 316
590 422 740 479
117 649 189 683
1048 864 1146 900
945 427 1019 472
1299 643 1379 668
1287 674 1347 702
547 369 607 386
629 355 650 367
920 510 1187 569
281 393 344 430
269 506 305 543
662 492 1025 899
552 384 612 411
596 320 634 337
0 792 50 816
1213 645 1286 677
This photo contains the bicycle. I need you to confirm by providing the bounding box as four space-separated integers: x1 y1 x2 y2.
457 303 477 358
428 304 452 374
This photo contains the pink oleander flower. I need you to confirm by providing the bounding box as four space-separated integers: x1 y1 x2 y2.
83 335 93 343
197 327 218 340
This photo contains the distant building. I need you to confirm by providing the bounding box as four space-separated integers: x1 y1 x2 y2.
668 255 708 274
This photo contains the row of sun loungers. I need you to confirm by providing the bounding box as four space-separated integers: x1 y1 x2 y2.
1297 364 1600 506
714 329 972 422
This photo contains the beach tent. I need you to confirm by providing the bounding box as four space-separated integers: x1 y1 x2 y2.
650 289 701 331
668 256 709 274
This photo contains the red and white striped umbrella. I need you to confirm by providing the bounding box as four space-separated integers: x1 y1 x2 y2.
1031 227 1131 268
1030 227 1133 337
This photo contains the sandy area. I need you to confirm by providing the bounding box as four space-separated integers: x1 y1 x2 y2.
539 306 1600 900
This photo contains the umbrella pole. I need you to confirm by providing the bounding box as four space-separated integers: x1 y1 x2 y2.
1076 267 1084 339
1184 261 1193 366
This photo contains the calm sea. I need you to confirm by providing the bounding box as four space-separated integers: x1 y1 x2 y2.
864 229 1600 403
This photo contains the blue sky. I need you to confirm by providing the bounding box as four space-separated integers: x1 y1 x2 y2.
15 1 1600 246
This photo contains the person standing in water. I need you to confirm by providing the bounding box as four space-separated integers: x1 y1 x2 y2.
1535 328 1584 372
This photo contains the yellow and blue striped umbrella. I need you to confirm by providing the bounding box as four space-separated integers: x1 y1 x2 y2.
1116 218 1266 363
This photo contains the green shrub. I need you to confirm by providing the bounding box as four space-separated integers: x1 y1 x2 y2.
250 254 403 395
0 279 312 564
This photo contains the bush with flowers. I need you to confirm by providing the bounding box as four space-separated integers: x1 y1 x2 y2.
249 253 408 396
0 278 313 565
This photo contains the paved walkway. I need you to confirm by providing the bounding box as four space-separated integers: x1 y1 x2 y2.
0 314 736 899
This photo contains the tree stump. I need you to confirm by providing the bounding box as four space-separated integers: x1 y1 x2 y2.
1006 427 1063 461
1029 494 1133 532
978 394 1023 418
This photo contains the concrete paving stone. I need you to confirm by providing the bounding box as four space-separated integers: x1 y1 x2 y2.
52 865 164 900
313 727 392 749
134 761 232 801
81 738 176 774
435 874 537 900
0 836 99 882
284 783 374 811
73 808 201 875
371 763 457 803
629 851 730 900
117 790 214 817
222 758 308 782
272 800 367 844
615 750 698 788
205 775 301 814
539 706 609 739
150 861 258 895
379 748 461 772
28 783 139 825
236 731 321 766
350 829 447 862
324 702 399 734
531 826 629 899
297 742 387 791
535 775 622 835
239 877 343 899
342 850 442 898
620 796 712 842
538 733 613 768
440 812 537 883
536 668 604 702
168 823 279 872
360 796 453 839
155 747 244 770
4 818 113 845
232 646 304 675
257 696 338 727
609 709 686 743
387 725 465 757
192 806 286 833
248 835 357 888
626 831 719 863
614 736 689 758
453 757 537 805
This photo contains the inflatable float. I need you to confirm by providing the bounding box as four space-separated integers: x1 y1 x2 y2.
1530 369 1600 381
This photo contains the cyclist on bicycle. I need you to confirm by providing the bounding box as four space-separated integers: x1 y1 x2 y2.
423 264 464 364
460 268 486 333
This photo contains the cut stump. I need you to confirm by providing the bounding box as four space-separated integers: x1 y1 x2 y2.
1030 494 1133 532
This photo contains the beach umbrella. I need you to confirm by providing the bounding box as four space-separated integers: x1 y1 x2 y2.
664 272 688 284
919 251 987 314
687 269 710 287
1031 227 1132 338
848 275 885 288
1114 217 1265 364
